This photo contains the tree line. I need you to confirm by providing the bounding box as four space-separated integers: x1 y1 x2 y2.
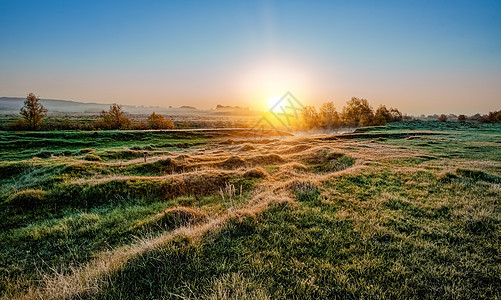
300 97 403 129
12 93 175 130
10 93 501 131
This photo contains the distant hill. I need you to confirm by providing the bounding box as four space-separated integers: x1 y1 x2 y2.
0 97 202 115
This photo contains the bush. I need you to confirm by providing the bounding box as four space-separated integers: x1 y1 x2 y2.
147 112 175 129
96 103 131 129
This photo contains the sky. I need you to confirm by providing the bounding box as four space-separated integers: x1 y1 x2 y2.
1 0 500 115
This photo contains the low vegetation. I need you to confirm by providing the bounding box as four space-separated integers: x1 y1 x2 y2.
0 121 499 299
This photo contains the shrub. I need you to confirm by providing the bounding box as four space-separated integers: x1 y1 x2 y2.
147 112 175 129
96 103 131 129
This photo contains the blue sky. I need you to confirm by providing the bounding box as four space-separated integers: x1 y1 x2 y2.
1 0 500 114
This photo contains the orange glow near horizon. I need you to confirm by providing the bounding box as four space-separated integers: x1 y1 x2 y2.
237 57 318 111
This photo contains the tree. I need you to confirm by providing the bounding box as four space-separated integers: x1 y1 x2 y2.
438 114 448 122
20 93 47 129
319 102 340 128
373 105 403 125
98 103 131 129
341 97 374 126
457 114 467 122
147 112 175 129
389 108 403 122
301 105 320 129
374 105 390 125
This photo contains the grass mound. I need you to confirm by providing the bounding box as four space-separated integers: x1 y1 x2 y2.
79 148 94 154
279 162 308 173
437 172 459 183
83 154 102 161
301 148 355 173
4 189 46 211
131 206 208 231
51 171 243 208
219 156 247 169
247 154 284 165
239 143 256 151
100 149 146 160
456 168 501 183
278 144 311 154
131 158 181 175
0 162 30 179
243 167 269 179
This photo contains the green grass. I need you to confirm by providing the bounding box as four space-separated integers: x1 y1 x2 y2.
0 122 500 299
0 130 208 161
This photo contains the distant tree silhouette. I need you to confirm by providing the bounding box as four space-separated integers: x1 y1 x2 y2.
98 103 131 129
438 114 448 122
457 114 467 122
341 97 374 126
147 112 175 129
20 93 47 129
319 102 340 128
479 109 501 123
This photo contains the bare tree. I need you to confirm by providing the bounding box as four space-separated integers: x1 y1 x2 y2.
20 93 47 129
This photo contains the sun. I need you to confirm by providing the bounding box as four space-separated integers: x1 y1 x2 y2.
267 96 282 111
237 56 317 111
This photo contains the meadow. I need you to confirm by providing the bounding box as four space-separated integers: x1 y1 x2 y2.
0 121 500 299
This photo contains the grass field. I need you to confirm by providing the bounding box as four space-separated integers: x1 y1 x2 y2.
0 121 500 299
